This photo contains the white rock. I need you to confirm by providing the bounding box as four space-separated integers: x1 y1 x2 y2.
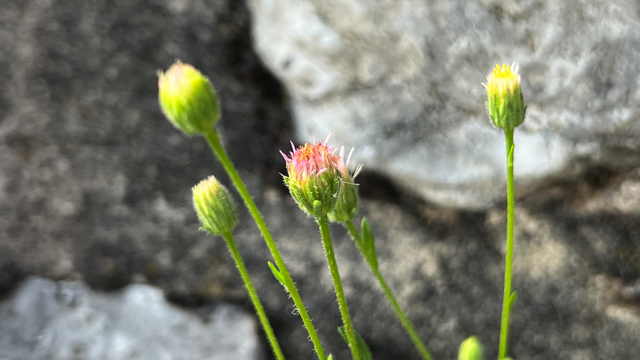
248 0 640 208
0 277 263 360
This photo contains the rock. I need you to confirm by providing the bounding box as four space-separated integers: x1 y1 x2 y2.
0 0 287 356
2 0 640 360
0 0 292 299
229 171 640 360
0 277 263 360
248 0 640 209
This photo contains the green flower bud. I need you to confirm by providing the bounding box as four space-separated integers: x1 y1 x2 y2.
485 63 526 131
281 138 342 218
329 148 361 223
458 336 483 360
158 61 220 135
192 176 238 235
329 182 358 223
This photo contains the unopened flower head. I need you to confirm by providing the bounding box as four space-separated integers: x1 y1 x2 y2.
158 61 220 135
281 136 343 218
329 147 362 223
458 336 483 360
484 63 526 131
192 176 238 235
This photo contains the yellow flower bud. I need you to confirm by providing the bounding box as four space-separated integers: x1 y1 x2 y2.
485 63 526 131
192 176 238 235
158 62 220 135
458 336 483 360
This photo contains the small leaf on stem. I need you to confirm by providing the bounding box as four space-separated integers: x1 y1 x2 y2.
361 217 378 270
268 261 286 286
508 291 518 311
338 326 373 360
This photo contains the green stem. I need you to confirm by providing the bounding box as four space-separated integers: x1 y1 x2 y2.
498 127 515 359
316 214 361 360
204 129 327 360
344 221 434 360
221 231 285 360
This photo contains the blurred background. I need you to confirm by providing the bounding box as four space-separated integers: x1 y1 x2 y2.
1 0 640 359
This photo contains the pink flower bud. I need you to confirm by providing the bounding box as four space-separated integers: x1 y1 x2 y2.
281 137 343 218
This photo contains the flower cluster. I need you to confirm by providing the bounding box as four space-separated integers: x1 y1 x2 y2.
155 61 533 360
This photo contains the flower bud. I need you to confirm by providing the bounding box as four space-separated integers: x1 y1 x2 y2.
329 148 361 223
458 336 483 360
485 63 526 131
158 61 220 135
329 182 358 223
281 138 342 218
192 176 238 235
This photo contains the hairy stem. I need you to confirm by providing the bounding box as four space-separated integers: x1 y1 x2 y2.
204 129 327 360
498 127 515 359
317 214 360 360
344 221 434 360
221 231 285 360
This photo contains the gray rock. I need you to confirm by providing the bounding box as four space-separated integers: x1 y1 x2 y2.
248 0 640 208
229 172 640 360
0 277 263 360
0 0 289 301
0 0 287 356
1 0 640 360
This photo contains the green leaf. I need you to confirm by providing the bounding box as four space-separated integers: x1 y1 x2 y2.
327 355 333 360
361 217 378 270
508 291 518 311
337 326 373 360
268 261 285 286
337 325 347 342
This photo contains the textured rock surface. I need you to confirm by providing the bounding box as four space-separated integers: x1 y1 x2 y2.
248 0 640 208
0 277 262 360
1 1 640 360
0 0 289 299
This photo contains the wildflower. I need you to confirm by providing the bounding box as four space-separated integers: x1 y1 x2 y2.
192 176 238 235
281 136 343 218
158 61 220 135
484 63 526 131
329 147 362 223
